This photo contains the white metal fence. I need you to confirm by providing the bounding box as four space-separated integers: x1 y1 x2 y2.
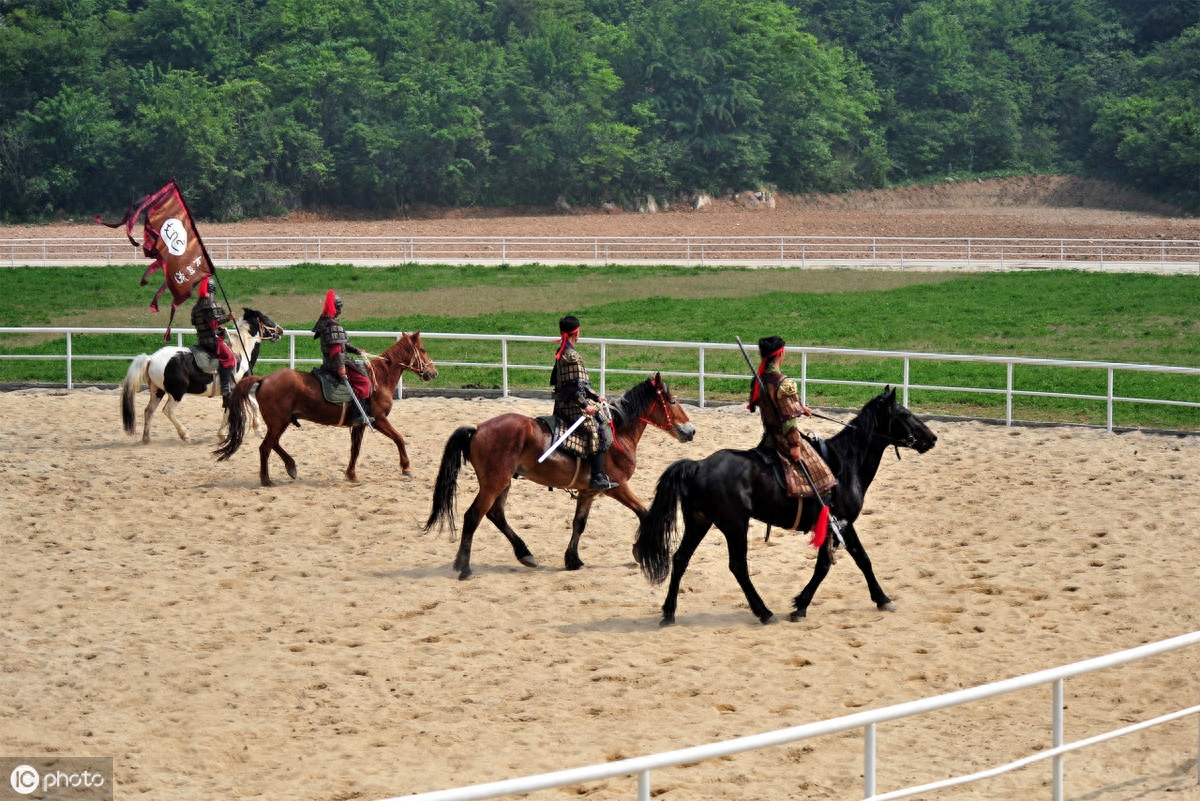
2 327 1199 431
4 234 1200 272
385 630 1200 801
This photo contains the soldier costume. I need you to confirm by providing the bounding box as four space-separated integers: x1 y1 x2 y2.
313 290 374 425
551 315 618 490
190 276 237 404
747 335 838 498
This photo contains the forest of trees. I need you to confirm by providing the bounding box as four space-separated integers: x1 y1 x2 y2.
1 0 1197 220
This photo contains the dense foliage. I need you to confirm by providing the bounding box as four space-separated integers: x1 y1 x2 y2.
1 0 1196 220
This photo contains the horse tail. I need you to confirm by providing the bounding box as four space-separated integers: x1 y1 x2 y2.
423 426 476 536
120 353 151 435
214 376 261 461
635 458 699 585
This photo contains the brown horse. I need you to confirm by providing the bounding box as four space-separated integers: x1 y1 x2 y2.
214 332 437 486
424 372 696 579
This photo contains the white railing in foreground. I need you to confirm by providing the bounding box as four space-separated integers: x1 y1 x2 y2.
383 631 1200 801
2 328 1199 432
3 234 1200 272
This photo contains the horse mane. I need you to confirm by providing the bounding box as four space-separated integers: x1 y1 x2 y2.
827 390 885 462
608 376 658 433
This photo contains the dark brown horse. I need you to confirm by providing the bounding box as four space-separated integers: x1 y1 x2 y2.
214 332 437 486
424 372 695 579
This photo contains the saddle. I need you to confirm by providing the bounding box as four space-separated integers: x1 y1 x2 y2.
535 415 585 458
189 346 221 374
312 367 356 404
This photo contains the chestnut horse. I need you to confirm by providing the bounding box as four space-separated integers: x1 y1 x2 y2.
424 372 696 579
214 332 437 486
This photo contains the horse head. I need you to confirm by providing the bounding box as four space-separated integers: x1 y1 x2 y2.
636 372 695 442
874 385 937 454
240 308 284 342
378 331 437 382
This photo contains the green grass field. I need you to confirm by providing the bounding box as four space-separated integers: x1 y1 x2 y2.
2 263 1199 429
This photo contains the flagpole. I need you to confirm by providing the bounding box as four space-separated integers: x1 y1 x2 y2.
172 179 253 372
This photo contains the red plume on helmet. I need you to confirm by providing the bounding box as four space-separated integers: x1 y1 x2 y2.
322 290 338 318
197 276 211 298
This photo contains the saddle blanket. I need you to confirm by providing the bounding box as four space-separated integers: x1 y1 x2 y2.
755 437 838 499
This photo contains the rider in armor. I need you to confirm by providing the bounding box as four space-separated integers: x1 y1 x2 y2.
551 315 618 490
747 335 837 498
313 290 373 425
190 276 237 405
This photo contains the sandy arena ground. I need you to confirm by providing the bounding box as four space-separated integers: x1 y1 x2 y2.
1 385 1198 801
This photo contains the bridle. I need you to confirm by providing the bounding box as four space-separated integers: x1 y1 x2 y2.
638 381 677 432
389 335 437 379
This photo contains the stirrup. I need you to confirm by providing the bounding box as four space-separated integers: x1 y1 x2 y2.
590 472 618 490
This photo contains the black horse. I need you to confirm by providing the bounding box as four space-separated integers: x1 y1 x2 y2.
634 387 937 625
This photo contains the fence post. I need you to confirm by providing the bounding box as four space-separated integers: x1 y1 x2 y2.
599 342 607 399
800 351 808 408
502 338 510 398
638 770 650 801
1053 678 1065 801
289 333 296 369
66 332 73 389
864 722 877 799
1006 362 1014 426
698 347 706 408
903 358 910 407
1107 369 1114 432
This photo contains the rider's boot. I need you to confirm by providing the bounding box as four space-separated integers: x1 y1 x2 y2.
219 366 236 408
351 395 374 426
589 451 618 490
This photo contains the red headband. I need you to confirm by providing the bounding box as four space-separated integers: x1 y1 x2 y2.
747 345 785 408
555 326 580 359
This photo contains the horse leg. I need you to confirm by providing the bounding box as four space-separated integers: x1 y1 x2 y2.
454 491 500 581
484 486 537 569
141 389 166 444
371 414 413 478
718 518 775 624
790 535 834 621
346 425 365 482
563 493 597 571
161 395 191 443
840 521 895 612
660 515 712 626
258 422 297 487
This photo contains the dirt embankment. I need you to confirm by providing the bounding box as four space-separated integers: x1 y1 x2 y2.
3 175 1198 243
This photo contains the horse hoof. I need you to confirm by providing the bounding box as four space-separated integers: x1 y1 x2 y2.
403 470 414 479
659 618 675 627
520 555 539 568
788 610 808 622
878 601 897 612
563 558 582 571
457 569 472 581
760 613 777 625
286 467 298 480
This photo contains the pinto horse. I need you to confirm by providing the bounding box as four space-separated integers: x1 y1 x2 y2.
214 332 437 486
424 372 696 579
120 307 283 444
634 387 937 625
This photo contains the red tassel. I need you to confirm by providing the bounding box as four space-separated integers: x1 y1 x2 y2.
810 505 829 549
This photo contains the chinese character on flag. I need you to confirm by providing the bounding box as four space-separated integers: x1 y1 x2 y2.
96 179 215 339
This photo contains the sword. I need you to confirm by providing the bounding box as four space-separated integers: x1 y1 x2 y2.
344 378 376 433
735 336 843 548
538 414 587 463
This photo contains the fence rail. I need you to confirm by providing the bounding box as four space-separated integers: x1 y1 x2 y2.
4 234 1200 272
2 327 1200 432
384 630 1200 801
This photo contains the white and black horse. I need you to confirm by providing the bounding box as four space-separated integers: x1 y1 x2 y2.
634 387 937 625
120 308 282 443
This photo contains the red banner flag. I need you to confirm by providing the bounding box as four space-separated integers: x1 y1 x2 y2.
96 180 215 338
